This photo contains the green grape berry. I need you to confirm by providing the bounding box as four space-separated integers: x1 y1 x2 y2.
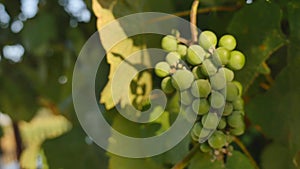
161 76 175 94
217 117 227 130
200 143 212 153
191 79 211 98
177 44 187 58
184 106 196 122
226 82 239 101
161 35 177 52
232 98 244 110
202 59 218 76
218 34 237 51
191 130 199 141
223 68 234 82
210 91 225 109
230 126 245 136
192 122 203 139
201 112 219 130
186 45 206 65
227 113 245 128
223 102 233 116
171 69 194 90
166 52 181 66
228 51 245 70
216 47 230 65
155 62 170 78
199 128 212 141
192 98 210 115
210 70 226 90
232 81 243 96
181 90 194 105
192 66 206 79
232 110 245 116
208 130 227 149
199 30 217 50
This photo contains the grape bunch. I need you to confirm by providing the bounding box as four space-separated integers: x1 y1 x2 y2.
155 30 246 159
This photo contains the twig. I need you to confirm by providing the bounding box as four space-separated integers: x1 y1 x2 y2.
233 137 260 169
171 143 200 169
148 5 241 24
190 0 200 43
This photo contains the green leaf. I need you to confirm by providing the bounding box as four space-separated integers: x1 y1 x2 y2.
227 0 286 92
246 2 300 168
108 155 166 169
260 143 292 169
226 151 255 169
21 13 57 56
189 152 224 169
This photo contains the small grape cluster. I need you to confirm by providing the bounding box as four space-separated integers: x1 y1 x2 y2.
155 30 246 159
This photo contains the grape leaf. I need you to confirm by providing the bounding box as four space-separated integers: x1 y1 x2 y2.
226 151 255 169
260 143 292 169
92 0 153 110
227 0 286 92
246 1 300 168
108 155 166 169
189 152 224 169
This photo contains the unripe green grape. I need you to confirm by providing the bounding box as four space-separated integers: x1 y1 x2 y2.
223 68 234 82
232 110 245 116
192 122 203 139
230 126 245 136
210 91 225 109
155 62 170 77
199 30 217 50
161 35 177 52
210 50 223 67
210 70 226 90
200 143 212 153
208 130 227 149
184 106 196 122
216 47 230 65
191 130 199 141
223 102 233 116
201 112 219 130
171 70 194 91
177 44 187 58
186 45 206 65
192 66 206 79
202 59 218 76
199 128 212 141
192 98 210 115
161 76 175 94
190 79 211 98
180 90 194 105
226 82 239 101
226 135 234 144
227 113 244 128
218 34 237 51
166 52 181 66
228 51 245 70
232 98 244 110
232 81 243 96
217 117 227 130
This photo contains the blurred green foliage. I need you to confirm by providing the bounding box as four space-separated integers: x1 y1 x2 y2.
0 0 300 168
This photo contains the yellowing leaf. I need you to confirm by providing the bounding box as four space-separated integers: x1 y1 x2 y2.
92 0 152 110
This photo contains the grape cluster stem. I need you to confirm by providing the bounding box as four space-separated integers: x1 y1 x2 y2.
171 143 200 169
190 0 200 43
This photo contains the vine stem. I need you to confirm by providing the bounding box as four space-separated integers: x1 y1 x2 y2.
148 5 241 24
190 0 200 43
171 143 200 169
233 137 260 169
